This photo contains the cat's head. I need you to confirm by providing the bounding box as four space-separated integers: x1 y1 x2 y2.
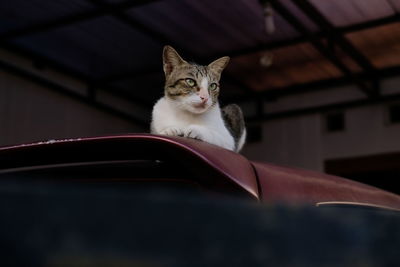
162 45 230 114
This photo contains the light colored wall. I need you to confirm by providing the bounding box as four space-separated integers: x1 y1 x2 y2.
242 76 400 172
322 103 400 160
0 70 144 147
242 114 324 171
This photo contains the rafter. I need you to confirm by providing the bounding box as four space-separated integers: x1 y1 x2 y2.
245 91 400 123
293 0 375 70
215 13 400 60
291 0 379 97
268 0 377 98
97 12 399 84
224 65 400 104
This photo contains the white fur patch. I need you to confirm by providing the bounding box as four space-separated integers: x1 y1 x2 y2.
200 77 209 91
151 97 235 151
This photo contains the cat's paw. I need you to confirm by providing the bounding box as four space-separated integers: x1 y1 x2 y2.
184 125 211 141
159 127 184 137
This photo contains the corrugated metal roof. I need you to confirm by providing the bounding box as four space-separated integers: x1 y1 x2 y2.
309 0 397 26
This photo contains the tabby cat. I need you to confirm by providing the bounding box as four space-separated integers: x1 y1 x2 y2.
151 46 246 152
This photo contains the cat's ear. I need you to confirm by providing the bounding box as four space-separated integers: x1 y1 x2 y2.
163 45 187 76
208 56 230 74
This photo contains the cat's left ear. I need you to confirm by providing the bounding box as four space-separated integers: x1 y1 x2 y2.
208 56 230 74
163 45 187 76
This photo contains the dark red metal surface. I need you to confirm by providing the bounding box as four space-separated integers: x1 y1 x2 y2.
1 134 400 210
253 161 400 210
0 134 259 199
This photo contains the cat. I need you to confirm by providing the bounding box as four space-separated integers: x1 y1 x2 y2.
150 45 246 152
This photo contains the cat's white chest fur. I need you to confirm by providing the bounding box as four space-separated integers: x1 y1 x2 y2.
151 97 235 151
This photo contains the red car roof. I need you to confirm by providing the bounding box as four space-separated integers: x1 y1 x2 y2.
1 134 400 210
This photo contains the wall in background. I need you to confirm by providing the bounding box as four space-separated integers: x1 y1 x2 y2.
242 76 400 173
0 70 144 147
243 114 324 171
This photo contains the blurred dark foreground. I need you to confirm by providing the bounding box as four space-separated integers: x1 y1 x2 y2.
0 180 399 267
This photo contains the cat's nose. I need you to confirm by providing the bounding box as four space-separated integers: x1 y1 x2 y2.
198 86 209 103
200 95 208 103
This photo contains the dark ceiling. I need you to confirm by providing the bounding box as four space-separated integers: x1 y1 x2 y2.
1 0 400 127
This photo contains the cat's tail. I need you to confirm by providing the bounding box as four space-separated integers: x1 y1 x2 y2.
221 104 246 152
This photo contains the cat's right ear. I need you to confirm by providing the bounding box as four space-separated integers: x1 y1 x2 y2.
163 46 187 76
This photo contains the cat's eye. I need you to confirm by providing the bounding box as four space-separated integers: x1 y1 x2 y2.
185 78 196 87
209 83 218 90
